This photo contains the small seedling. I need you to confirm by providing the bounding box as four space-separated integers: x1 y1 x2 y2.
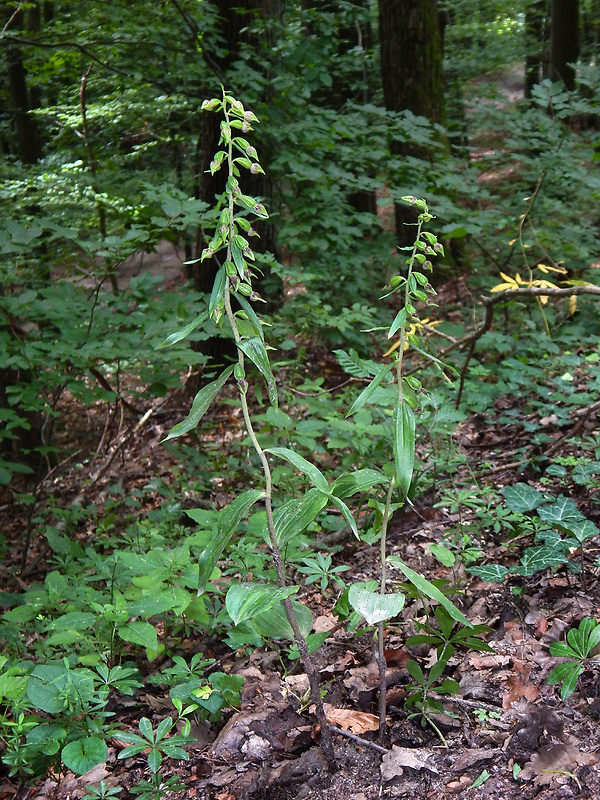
547 616 600 700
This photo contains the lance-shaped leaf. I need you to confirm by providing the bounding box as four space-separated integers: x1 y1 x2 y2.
346 362 394 417
198 489 265 590
209 265 226 318
163 366 234 442
238 337 278 408
156 311 208 349
389 558 472 627
226 583 299 626
329 494 359 539
235 293 265 341
266 447 329 493
348 584 405 625
274 489 329 544
394 402 415 497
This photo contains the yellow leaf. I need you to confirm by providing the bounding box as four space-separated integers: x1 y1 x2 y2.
569 295 577 315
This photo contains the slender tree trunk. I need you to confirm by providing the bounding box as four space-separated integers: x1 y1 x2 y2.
525 0 548 98
549 0 579 90
378 0 445 244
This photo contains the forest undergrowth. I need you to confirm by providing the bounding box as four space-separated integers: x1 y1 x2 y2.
1 67 600 800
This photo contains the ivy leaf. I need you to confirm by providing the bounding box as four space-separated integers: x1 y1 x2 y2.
508 545 567 576
501 483 545 514
537 496 585 529
162 366 234 441
467 564 509 583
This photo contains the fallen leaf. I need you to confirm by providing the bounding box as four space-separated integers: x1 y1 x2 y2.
381 745 439 781
323 703 378 734
384 647 410 667
503 661 539 708
520 741 594 786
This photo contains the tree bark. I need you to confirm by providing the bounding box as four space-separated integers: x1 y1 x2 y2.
549 0 579 91
378 0 445 244
524 0 548 98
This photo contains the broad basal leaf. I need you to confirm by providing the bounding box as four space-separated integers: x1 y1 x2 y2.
117 621 158 651
62 737 108 775
162 366 234 442
348 584 405 625
225 583 299 626
198 489 265 590
273 489 328 544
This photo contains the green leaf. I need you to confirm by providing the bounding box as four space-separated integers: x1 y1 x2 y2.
388 307 408 340
163 366 234 442
429 544 455 568
393 402 415 497
117 621 158 651
266 447 329 493
328 494 360 539
334 348 379 378
225 583 299 626
198 489 265 590
549 641 579 658
509 546 567 576
331 469 387 499
251 598 313 640
346 362 394 417
62 737 108 775
237 337 277 408
467 563 509 582
388 558 471 627
273 489 328 544
235 294 265 341
347 584 405 625
209 266 226 318
537 496 586 529
156 311 208 349
406 660 424 685
501 483 545 514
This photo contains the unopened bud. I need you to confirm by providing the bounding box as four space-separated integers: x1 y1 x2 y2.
423 260 432 271
242 121 251 133
246 146 258 159
237 379 248 394
248 227 258 237
250 163 261 174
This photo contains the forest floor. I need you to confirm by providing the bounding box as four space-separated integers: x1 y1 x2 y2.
3 315 600 800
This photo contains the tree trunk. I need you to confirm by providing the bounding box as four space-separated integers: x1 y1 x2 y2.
549 0 579 91
378 0 445 244
524 0 548 98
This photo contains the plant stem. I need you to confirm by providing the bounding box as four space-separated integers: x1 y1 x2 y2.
220 111 335 765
